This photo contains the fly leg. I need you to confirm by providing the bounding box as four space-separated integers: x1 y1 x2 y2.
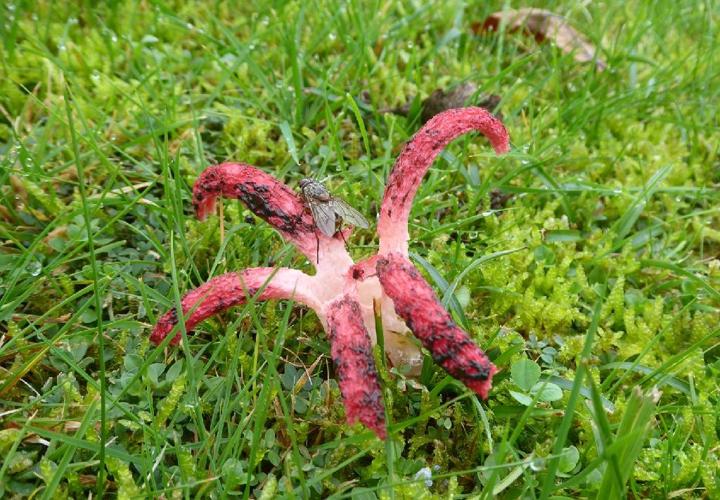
301 197 321 265
315 230 320 265
338 228 348 250
334 217 349 251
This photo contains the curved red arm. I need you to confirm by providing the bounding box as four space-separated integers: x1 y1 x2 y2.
377 107 510 256
151 268 318 345
192 162 347 265
376 253 497 398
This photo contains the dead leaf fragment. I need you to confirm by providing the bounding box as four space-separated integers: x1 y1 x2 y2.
421 83 502 123
490 188 514 210
0 205 11 221
475 8 606 70
383 82 502 123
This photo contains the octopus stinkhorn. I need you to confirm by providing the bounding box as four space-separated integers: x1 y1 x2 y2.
151 107 510 439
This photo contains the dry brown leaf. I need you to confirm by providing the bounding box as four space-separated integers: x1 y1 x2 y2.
421 83 502 123
490 188 514 210
383 82 502 123
9 175 28 202
64 421 82 432
0 204 11 221
79 475 98 486
475 8 606 70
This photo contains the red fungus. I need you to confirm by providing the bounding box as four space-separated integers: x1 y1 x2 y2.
151 107 510 439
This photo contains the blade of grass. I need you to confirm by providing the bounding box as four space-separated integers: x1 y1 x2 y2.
597 387 659 499
411 252 469 330
63 82 108 497
609 164 673 249
441 247 525 305
641 259 720 302
539 298 602 499
600 361 690 394
242 302 290 500
345 93 371 157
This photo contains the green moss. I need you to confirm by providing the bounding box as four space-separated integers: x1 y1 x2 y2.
106 457 142 500
155 372 187 427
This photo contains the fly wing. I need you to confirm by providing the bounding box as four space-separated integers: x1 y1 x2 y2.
309 201 337 237
331 198 370 229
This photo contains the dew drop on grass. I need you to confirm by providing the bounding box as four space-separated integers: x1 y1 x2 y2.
413 467 433 487
529 457 545 472
26 261 42 277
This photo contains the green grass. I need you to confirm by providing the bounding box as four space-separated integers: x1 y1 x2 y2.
1 0 719 497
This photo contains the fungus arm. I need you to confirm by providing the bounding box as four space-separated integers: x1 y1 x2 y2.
151 269 389 438
377 107 510 256
325 295 387 439
376 253 496 398
192 162 351 268
151 268 319 345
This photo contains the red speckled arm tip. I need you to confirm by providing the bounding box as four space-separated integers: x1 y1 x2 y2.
376 253 497 399
150 268 317 345
192 163 322 261
325 296 387 439
378 107 510 256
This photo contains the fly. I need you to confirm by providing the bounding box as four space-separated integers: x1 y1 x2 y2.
299 178 370 261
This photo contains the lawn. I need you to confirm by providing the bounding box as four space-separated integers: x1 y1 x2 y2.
1 0 719 498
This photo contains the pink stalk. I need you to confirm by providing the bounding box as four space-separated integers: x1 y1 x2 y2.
377 107 510 256
376 254 497 398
